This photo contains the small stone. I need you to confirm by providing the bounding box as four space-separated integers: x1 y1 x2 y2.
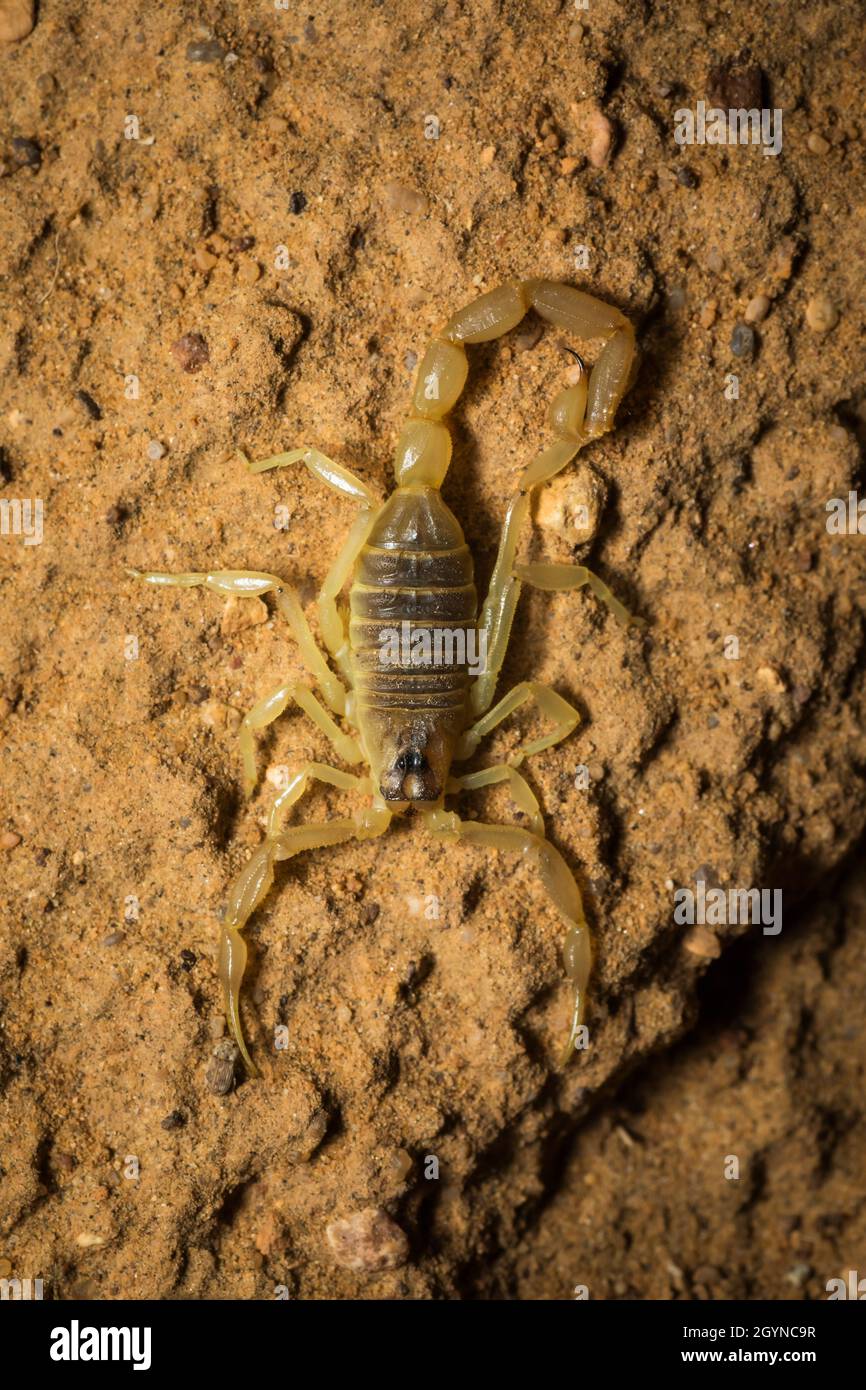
559 155 581 175
706 247 725 275
289 190 307 215
220 594 268 637
479 144 495 166
676 165 698 188
536 466 606 546
194 243 218 272
586 105 614 168
0 0 35 43
708 60 763 111
160 1109 185 1130
10 135 40 167
698 298 717 329
757 665 786 694
75 1232 106 1248
744 294 770 325
237 257 261 285
186 38 225 63
807 131 830 155
171 332 209 372
683 926 721 959
206 1039 239 1094
805 293 838 334
382 180 427 215
102 931 125 946
146 439 166 460
730 322 755 357
325 1207 409 1273
230 235 255 252
0 830 22 850
768 238 796 281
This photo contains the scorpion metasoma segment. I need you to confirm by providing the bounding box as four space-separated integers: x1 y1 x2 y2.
130 278 643 1075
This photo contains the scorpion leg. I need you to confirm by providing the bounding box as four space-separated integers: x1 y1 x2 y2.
221 794 390 1072
239 682 362 797
242 447 383 685
447 764 543 837
457 680 580 765
128 567 348 716
422 807 591 1066
515 561 644 631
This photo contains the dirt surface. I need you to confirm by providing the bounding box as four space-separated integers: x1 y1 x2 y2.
1 1 864 1299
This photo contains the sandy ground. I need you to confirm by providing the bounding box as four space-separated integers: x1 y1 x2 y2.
1 0 864 1298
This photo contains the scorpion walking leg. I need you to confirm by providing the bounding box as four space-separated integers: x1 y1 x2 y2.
423 808 591 1066
447 764 543 837
239 681 362 797
242 447 383 685
129 568 347 715
221 793 390 1073
458 680 580 765
515 562 644 632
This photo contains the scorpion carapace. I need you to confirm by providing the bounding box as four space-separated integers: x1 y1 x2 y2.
130 279 642 1076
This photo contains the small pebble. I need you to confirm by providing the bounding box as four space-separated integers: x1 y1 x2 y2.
289 190 307 215
744 294 770 325
683 926 721 959
706 247 724 275
676 165 698 188
382 180 427 215
698 298 717 329
194 243 218 272
806 131 830 155
0 830 22 850
757 665 786 694
75 1233 106 1248
160 1109 185 1130
479 144 495 166
768 238 796 281
805 293 838 334
10 135 41 168
206 1039 239 1094
171 332 209 372
237 257 261 285
186 39 225 63
0 0 35 43
146 439 166 460
220 594 268 637
230 235 255 252
586 106 614 168
325 1207 409 1273
101 931 125 947
730 322 755 358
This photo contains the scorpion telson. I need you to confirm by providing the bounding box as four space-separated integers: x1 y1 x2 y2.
130 279 644 1075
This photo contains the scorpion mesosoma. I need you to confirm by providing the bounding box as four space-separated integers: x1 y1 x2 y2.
131 279 642 1075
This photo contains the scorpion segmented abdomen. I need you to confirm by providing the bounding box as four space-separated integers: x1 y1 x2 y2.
350 486 477 708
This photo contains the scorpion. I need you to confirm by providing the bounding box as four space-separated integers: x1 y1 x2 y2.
130 278 642 1076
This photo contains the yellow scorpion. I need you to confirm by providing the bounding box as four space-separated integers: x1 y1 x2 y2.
131 279 641 1074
